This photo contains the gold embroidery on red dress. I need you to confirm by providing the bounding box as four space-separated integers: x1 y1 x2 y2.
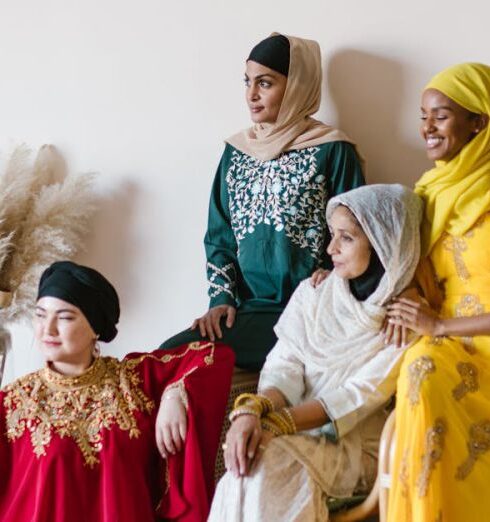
3 342 215 467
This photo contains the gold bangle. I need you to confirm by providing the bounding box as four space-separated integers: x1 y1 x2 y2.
234 393 274 417
229 407 260 423
261 419 281 437
281 408 297 434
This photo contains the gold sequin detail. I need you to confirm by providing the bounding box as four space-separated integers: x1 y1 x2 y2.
407 356 436 406
454 294 484 355
443 236 470 280
3 342 215 467
399 448 409 498
3 357 154 467
442 217 485 281
456 420 490 480
452 362 479 401
417 418 447 497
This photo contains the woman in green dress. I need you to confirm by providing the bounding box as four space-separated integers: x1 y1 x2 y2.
161 33 364 370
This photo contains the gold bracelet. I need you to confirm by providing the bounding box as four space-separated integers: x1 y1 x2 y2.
261 418 282 437
229 407 260 423
261 409 297 436
281 407 297 434
234 393 274 417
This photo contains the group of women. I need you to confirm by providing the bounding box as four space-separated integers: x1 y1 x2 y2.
0 30 488 522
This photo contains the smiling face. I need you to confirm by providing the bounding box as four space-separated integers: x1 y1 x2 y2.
34 296 96 374
244 60 288 124
327 206 372 279
420 88 486 162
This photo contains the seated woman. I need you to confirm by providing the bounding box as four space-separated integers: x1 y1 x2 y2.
160 33 364 371
208 184 423 521
387 63 490 522
0 261 235 522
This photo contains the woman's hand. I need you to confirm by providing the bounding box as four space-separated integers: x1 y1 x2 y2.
310 268 330 288
155 394 187 458
224 414 262 478
386 297 442 337
248 429 275 472
191 305 236 341
383 288 424 347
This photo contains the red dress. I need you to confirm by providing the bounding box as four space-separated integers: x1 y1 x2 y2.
0 342 234 522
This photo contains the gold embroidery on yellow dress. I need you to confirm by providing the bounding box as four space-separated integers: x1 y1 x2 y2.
442 216 485 282
2 343 215 467
443 236 470 280
452 362 479 401
399 448 409 498
456 420 490 480
407 356 436 406
454 294 484 355
417 418 447 497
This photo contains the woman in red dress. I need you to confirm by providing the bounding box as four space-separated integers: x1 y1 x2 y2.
0 261 234 522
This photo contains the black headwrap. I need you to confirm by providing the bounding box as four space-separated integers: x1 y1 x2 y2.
37 261 120 342
247 34 290 77
349 249 385 301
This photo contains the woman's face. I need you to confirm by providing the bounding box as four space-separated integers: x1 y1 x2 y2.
34 296 96 369
244 60 288 124
327 206 372 279
420 88 484 162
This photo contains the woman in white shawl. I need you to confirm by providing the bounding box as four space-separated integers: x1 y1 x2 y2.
208 184 423 521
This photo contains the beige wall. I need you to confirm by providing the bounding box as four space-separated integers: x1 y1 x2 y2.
1 0 488 382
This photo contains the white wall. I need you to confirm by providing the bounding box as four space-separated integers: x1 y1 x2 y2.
0 0 488 383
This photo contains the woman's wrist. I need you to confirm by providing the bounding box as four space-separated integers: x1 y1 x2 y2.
433 317 446 337
161 380 188 409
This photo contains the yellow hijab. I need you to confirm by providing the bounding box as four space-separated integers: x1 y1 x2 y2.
227 33 353 161
415 62 490 255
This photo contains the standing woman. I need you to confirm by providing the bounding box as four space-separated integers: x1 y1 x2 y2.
0 261 235 522
161 33 364 370
387 63 490 521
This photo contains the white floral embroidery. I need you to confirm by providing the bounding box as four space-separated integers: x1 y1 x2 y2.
207 262 236 299
226 147 327 260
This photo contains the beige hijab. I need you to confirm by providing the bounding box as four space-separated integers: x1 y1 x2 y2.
227 33 353 161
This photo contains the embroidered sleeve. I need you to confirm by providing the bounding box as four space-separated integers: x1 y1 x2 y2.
204 146 239 308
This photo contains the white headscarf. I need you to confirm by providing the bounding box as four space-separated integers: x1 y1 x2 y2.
274 184 423 378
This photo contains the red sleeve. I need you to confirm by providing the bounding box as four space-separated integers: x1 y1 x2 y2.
124 342 235 522
0 392 12 496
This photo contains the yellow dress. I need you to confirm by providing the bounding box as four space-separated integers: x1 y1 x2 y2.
388 213 490 522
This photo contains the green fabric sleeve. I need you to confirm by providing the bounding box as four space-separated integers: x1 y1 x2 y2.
326 141 365 197
204 146 239 308
321 142 365 269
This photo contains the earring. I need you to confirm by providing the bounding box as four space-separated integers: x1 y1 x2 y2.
93 335 101 358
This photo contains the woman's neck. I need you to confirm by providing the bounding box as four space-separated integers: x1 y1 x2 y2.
48 357 95 377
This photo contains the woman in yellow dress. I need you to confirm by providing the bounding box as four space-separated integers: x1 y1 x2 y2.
387 63 490 521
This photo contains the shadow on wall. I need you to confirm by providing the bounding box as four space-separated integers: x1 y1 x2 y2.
326 49 430 186
77 180 139 307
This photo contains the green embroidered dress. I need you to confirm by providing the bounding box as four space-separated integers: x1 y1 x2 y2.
161 141 364 369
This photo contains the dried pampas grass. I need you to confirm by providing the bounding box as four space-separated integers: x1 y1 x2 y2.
0 145 96 323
